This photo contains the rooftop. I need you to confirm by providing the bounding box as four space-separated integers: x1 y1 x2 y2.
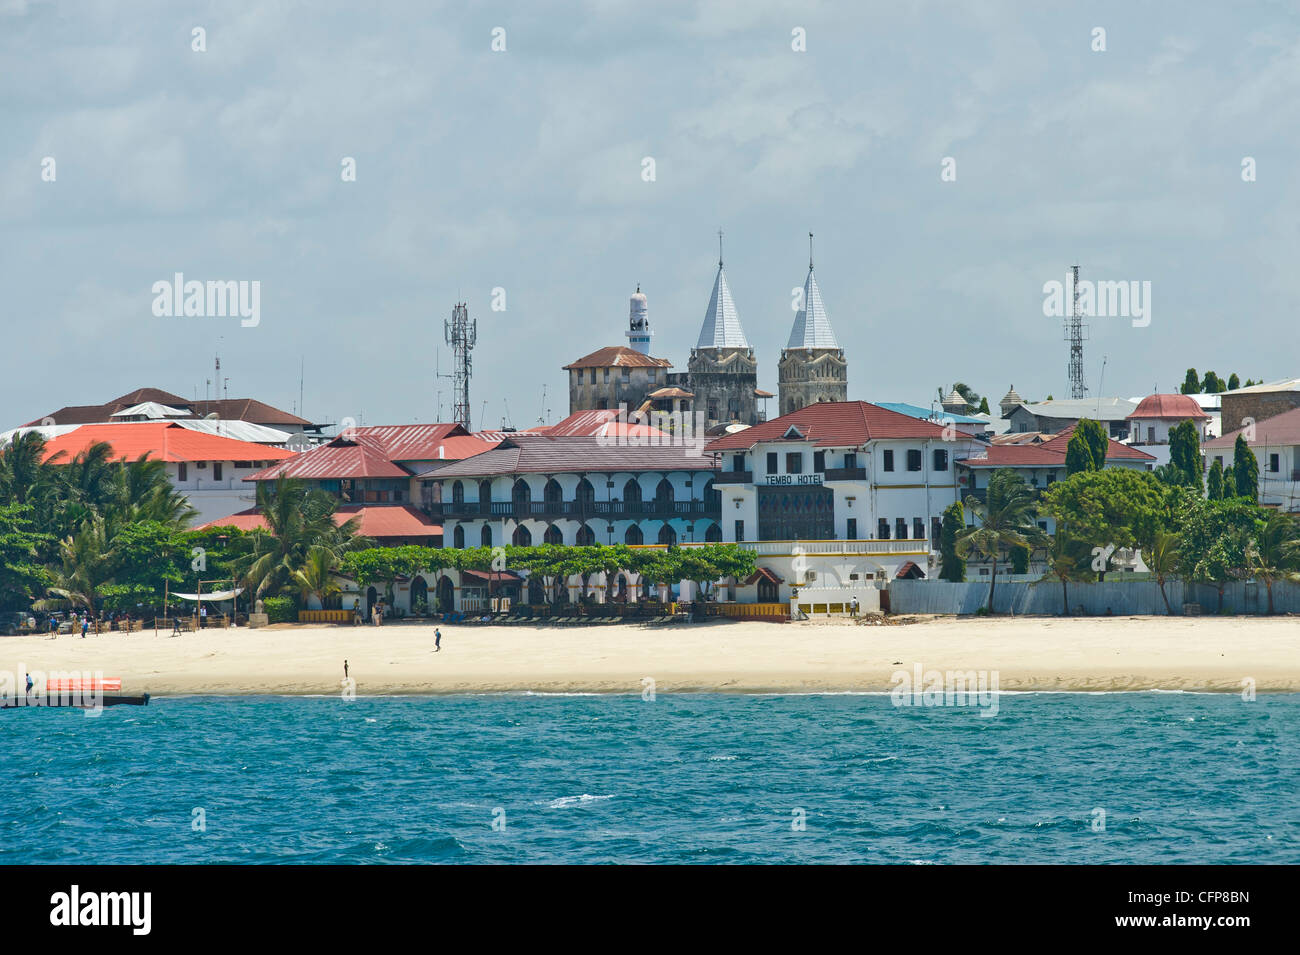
563 346 673 370
1011 397 1138 422
705 400 954 451
420 434 717 478
39 422 293 465
200 504 441 540
1204 405 1300 449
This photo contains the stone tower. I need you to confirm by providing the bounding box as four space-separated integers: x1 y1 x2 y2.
685 244 759 429
777 240 847 415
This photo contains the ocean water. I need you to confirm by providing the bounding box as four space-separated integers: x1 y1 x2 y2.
2 693 1296 864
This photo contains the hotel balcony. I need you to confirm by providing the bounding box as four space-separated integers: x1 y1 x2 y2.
428 500 721 522
712 470 753 484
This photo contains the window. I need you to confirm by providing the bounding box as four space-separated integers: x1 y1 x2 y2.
896 518 908 539
846 518 857 539
883 450 894 472
732 454 745 472
621 368 630 383
907 449 922 472
813 451 825 472
1047 470 1057 484
844 452 857 469
913 518 925 540
453 525 465 548
786 452 803 474
178 462 188 481
931 517 942 543
766 452 778 473
933 449 948 471
589 368 596 384
603 368 610 383
1270 454 1280 473
481 525 492 547
1147 426 1155 443
734 519 744 542
878 518 890 539
708 401 719 420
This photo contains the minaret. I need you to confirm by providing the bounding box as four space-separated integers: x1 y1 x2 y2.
687 231 759 427
626 285 652 355
778 233 848 415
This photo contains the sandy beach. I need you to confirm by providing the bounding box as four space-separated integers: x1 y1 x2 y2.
3 615 1297 696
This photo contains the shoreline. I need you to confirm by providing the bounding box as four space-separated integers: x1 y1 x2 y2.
3 615 1298 697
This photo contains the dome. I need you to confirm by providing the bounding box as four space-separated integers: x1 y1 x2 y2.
1127 394 1210 420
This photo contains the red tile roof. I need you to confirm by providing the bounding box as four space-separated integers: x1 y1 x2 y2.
40 422 293 464
563 346 672 370
705 401 951 451
541 410 667 439
423 434 717 477
960 427 1154 468
1204 405 1300 449
1127 393 1210 420
246 425 498 481
200 505 441 541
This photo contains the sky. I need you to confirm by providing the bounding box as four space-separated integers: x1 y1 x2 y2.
3 0 1298 432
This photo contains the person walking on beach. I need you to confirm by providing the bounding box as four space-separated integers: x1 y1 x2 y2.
353 598 362 626
371 602 381 627
80 615 88 638
434 628 441 652
343 660 349 680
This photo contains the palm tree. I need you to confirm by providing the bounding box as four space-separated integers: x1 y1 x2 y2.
957 469 1046 613
33 518 116 620
242 477 365 599
0 431 55 507
1041 529 1091 616
1249 511 1297 615
1145 530 1181 615
290 545 342 608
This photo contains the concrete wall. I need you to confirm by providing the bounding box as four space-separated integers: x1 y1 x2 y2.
890 578 1300 616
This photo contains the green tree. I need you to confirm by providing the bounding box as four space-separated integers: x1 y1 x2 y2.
243 477 366 599
1010 543 1030 574
938 501 966 582
1227 373 1241 390
978 396 990 415
1041 529 1091 616
1232 434 1258 501
0 504 52 610
1180 368 1200 395
1145 530 1181 615
1207 458 1225 500
35 518 117 619
1042 468 1168 573
1201 371 1222 393
1065 419 1108 475
956 469 1046 612
290 545 343 607
1245 512 1296 615
1221 463 1236 499
1176 497 1261 613
1167 420 1203 490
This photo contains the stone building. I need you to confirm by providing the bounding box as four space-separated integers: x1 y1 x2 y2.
562 289 674 416
777 257 847 415
1219 378 1300 433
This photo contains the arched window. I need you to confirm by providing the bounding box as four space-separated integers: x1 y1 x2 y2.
453 525 465 548
625 524 644 545
623 478 643 511
704 522 722 542
512 479 531 508
452 481 464 504
576 524 595 546
658 523 677 546
544 478 563 506
480 525 492 548
703 478 719 511
575 477 595 507
479 481 492 507
544 524 563 546
655 478 674 508
512 524 532 547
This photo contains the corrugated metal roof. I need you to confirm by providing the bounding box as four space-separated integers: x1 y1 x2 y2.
562 346 673 370
696 265 750 350
245 424 496 481
1128 394 1210 420
1014 398 1137 422
39 422 293 464
200 505 441 540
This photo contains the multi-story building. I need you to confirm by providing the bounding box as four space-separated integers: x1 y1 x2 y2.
705 401 985 610
1219 378 1300 434
1123 393 1212 467
777 258 848 415
1204 407 1300 512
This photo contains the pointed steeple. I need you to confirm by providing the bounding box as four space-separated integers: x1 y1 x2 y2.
787 236 839 349
696 231 750 350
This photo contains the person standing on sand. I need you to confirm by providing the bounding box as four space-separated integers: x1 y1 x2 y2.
434 628 441 652
80 615 88 638
850 595 859 618
344 660 349 679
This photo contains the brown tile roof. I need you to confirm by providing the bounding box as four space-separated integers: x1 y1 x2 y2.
246 424 496 481
189 398 313 427
1127 394 1210 420
419 434 717 477
705 401 951 451
1204 406 1300 449
960 427 1154 468
563 346 672 370
25 388 314 428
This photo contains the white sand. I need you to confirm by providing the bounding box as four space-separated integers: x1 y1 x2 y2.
3 615 1297 696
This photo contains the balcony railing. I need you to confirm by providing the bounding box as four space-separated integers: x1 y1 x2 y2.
713 470 752 484
428 499 720 521
822 467 866 482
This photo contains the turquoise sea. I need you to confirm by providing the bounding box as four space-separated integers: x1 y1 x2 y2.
2 693 1296 864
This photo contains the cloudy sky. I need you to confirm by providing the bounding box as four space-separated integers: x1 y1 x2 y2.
2 1 1296 431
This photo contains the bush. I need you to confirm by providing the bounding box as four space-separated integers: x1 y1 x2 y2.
263 595 298 623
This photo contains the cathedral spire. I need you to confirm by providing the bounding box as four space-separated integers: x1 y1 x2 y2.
786 245 839 349
696 238 749 350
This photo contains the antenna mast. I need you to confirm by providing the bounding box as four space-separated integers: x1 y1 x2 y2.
1066 264 1089 400
444 302 477 430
